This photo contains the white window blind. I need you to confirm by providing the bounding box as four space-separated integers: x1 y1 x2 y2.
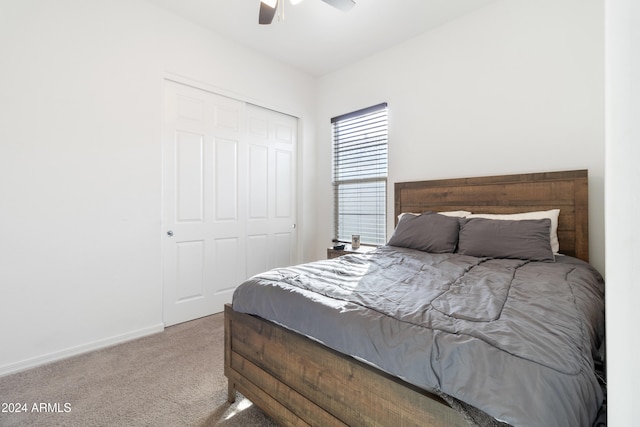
332 103 388 246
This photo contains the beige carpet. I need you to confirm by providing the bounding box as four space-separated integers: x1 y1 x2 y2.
0 313 279 426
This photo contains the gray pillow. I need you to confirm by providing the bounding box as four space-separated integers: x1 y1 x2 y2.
387 212 459 253
457 218 554 261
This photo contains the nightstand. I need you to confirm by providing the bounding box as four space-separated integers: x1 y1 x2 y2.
327 244 377 259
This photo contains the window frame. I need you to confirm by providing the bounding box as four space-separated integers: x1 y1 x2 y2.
331 102 388 246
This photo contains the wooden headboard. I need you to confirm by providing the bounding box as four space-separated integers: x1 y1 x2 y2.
394 170 589 262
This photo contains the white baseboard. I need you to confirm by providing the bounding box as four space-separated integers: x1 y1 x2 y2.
0 323 165 378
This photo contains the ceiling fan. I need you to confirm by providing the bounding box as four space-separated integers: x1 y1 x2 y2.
259 0 356 25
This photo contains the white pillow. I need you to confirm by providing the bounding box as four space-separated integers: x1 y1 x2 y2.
466 209 560 254
397 212 419 221
438 210 472 218
397 211 471 221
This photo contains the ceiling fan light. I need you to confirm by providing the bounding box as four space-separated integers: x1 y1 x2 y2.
261 0 278 8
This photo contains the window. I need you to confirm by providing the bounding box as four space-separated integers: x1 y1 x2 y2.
332 103 388 246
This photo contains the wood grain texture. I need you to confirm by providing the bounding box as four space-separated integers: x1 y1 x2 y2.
394 170 589 261
225 304 469 427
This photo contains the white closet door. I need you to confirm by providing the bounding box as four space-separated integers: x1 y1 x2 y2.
162 80 247 326
162 81 298 326
245 105 298 278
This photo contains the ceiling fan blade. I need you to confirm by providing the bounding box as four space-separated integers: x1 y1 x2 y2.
320 0 355 12
259 0 278 25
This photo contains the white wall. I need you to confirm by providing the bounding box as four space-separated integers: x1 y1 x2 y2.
605 0 640 424
0 0 317 374
316 0 605 274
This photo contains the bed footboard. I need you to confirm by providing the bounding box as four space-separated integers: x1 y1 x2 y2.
224 304 469 427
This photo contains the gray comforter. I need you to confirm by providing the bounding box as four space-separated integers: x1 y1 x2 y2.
232 246 605 427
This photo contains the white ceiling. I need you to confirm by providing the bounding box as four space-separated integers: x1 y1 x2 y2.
145 0 499 76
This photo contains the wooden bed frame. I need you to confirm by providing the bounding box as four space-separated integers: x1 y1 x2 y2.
224 170 589 426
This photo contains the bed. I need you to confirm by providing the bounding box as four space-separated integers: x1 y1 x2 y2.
224 170 605 426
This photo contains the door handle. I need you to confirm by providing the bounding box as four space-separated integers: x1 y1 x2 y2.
167 230 174 237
